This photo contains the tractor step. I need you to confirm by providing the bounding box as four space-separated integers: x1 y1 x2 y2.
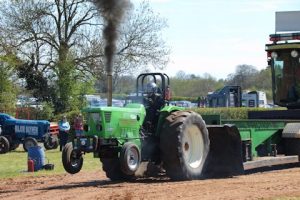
243 155 299 170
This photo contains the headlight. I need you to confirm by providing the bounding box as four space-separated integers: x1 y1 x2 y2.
271 51 278 59
80 139 86 146
291 50 299 58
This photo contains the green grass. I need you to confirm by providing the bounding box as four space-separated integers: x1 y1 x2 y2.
0 146 101 179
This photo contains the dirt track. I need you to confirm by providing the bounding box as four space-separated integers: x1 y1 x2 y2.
2 167 300 200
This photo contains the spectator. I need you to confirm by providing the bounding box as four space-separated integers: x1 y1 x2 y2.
165 85 171 100
58 115 70 151
197 97 201 107
74 113 84 137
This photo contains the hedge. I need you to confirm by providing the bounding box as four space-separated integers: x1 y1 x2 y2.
10 104 285 126
191 107 286 120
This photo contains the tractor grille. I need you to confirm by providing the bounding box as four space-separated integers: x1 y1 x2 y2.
104 112 111 123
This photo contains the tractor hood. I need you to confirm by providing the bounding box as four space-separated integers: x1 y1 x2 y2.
82 103 146 138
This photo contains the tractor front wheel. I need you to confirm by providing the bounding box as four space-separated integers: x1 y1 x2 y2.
160 111 210 180
62 142 83 174
101 157 135 181
44 136 59 150
23 137 38 152
0 136 10 154
120 142 141 175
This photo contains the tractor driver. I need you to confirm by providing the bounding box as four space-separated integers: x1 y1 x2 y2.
144 82 164 109
143 82 164 133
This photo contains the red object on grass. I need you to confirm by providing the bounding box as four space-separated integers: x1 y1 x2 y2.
28 159 35 172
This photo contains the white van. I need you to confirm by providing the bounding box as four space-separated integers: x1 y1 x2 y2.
242 91 268 108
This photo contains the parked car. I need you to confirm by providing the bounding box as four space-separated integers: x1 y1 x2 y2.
88 98 124 107
171 101 193 108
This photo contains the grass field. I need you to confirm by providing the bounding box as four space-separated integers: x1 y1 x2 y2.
0 145 101 179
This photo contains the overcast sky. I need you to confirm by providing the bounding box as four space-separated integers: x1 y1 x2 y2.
131 0 300 79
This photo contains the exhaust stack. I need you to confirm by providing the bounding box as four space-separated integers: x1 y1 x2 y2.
93 0 131 106
107 74 112 106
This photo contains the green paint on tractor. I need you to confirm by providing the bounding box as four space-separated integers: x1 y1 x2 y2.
63 73 241 180
82 104 145 141
222 120 286 157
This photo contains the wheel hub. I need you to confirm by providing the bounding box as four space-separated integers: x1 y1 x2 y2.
184 142 189 151
182 124 205 169
71 151 81 167
127 148 139 171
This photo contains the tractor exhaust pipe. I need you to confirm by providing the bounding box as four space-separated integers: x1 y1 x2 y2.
93 0 131 107
107 74 112 106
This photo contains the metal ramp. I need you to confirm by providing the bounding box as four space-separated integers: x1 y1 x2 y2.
243 155 299 170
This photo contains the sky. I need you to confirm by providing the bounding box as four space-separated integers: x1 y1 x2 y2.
131 0 300 79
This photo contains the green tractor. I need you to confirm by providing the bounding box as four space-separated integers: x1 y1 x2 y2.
62 73 243 180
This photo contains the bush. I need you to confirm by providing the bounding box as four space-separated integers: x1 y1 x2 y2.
191 107 286 120
172 96 198 102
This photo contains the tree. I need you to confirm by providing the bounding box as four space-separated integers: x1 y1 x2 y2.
175 71 188 80
117 1 169 72
254 66 272 100
113 75 136 94
255 66 272 90
0 55 18 112
225 65 273 100
226 64 258 89
17 54 50 101
0 0 169 113
0 0 99 112
171 73 223 98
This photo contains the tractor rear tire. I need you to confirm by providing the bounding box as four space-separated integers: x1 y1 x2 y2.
120 142 141 175
160 111 210 180
62 142 83 174
101 157 135 181
44 136 59 150
23 137 38 152
0 136 10 154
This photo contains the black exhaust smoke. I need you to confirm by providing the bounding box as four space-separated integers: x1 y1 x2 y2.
93 0 131 106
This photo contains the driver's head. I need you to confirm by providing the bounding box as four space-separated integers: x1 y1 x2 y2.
62 115 67 122
146 82 157 96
